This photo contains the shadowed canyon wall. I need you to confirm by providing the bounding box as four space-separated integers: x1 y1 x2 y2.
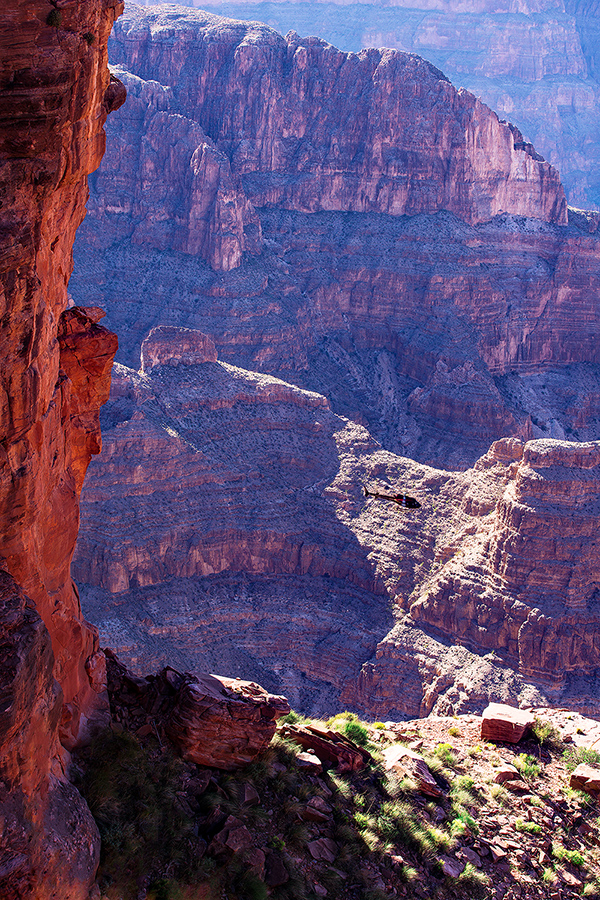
0 2 123 896
74 330 600 719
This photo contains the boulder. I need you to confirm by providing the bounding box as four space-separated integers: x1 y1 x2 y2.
570 764 600 794
281 723 372 773
481 704 535 743
105 651 290 770
382 744 444 798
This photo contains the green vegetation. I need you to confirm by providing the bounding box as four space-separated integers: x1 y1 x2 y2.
563 746 600 773
75 708 600 900
514 753 541 781
532 718 563 750
344 719 370 746
47 8 62 27
515 817 542 835
76 729 207 897
552 843 585 867
434 743 459 769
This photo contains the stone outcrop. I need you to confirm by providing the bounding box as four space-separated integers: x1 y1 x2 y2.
73 332 600 718
102 6 566 258
480 703 536 743
141 325 218 372
187 0 600 210
382 744 444 797
570 764 600 794
72 8 600 470
105 651 289 770
0 1 122 897
281 723 373 773
408 439 600 687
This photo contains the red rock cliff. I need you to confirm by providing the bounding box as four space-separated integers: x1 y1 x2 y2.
73 7 600 470
0 1 122 896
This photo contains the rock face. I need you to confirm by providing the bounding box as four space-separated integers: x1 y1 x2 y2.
175 0 600 210
105 651 290 770
105 7 566 237
72 6 600 470
73 333 600 718
408 439 600 686
0 1 122 897
141 325 218 372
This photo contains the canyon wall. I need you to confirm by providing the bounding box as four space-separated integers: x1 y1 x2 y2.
0 2 123 896
153 0 600 210
72 6 600 471
74 329 600 718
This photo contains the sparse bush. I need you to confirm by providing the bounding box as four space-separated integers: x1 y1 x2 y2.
514 753 541 781
532 718 563 749
454 862 490 897
47 8 62 26
434 742 458 769
448 725 461 737
552 844 585 867
77 729 203 891
489 783 509 805
83 31 95 45
515 817 542 835
345 719 370 746
563 747 600 773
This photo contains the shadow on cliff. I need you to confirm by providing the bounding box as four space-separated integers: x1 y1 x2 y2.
73 354 403 716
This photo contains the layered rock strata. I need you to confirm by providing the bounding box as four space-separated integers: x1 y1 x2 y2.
72 7 600 469
106 8 566 231
0 2 123 896
74 330 600 718
174 0 600 209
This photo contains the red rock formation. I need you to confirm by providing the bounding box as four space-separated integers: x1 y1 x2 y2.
104 651 290 770
188 0 600 209
141 325 218 371
0 1 122 896
407 439 600 689
84 65 262 271
166 672 289 769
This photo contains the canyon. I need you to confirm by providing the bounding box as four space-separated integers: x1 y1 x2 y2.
3 2 600 897
73 6 600 472
69 5 600 721
135 0 600 211
74 327 600 720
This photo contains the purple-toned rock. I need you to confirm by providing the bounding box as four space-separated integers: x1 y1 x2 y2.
141 326 217 372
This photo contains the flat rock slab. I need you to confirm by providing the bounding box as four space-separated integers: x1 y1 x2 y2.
493 764 521 784
281 723 372 773
308 838 338 863
570 764 600 794
481 703 535 743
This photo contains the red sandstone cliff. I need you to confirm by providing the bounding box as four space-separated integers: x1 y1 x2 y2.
0 2 122 896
